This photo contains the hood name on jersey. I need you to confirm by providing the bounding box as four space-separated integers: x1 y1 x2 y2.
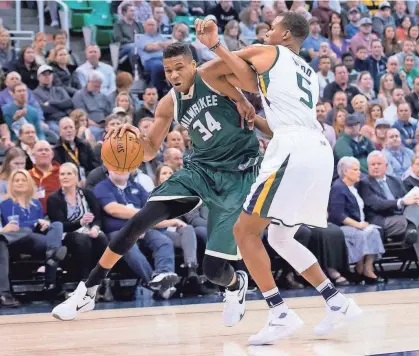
292 57 313 78
179 95 218 129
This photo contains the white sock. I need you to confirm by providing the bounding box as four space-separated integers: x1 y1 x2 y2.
316 279 347 311
262 287 289 318
86 285 99 298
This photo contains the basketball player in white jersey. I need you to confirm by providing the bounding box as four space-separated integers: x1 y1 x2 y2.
195 13 362 345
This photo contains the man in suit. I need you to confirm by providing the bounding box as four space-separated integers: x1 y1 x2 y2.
359 150 419 245
406 76 419 120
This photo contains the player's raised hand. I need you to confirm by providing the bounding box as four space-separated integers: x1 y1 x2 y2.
105 124 142 140
194 18 219 48
236 98 255 130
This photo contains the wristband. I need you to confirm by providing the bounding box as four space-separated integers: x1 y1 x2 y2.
210 41 221 51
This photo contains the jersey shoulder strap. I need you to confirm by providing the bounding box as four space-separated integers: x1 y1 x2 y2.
169 88 178 122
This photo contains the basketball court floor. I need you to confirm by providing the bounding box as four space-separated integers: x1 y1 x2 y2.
1 281 419 356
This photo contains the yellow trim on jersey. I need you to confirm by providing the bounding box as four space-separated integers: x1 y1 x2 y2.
259 75 267 96
253 171 276 215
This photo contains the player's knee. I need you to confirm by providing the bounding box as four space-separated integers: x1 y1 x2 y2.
267 223 297 251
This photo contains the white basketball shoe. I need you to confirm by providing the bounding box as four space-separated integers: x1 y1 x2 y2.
223 270 248 327
314 298 362 335
52 282 95 321
248 308 304 346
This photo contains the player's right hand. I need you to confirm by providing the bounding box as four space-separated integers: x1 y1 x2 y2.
105 124 142 141
236 98 255 130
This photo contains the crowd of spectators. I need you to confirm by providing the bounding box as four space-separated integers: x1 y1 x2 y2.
0 0 418 308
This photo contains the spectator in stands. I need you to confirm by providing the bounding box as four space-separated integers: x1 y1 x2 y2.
166 131 185 152
392 103 418 150
118 0 153 24
170 23 199 63
239 8 259 41
302 17 328 60
0 72 45 123
166 1 188 16
359 150 419 245
323 64 360 113
92 114 124 162
367 40 388 90
316 102 336 148
54 117 99 185
33 32 47 66
403 154 419 191
382 26 401 57
384 88 406 124
311 0 333 37
408 25 419 42
152 5 173 35
137 18 172 96
294 5 312 21
310 42 336 72
396 16 413 42
47 163 110 296
47 29 79 67
350 17 377 55
345 7 361 39
114 91 135 124
135 86 158 126
93 170 178 299
395 39 419 68
16 123 38 170
33 65 73 134
209 0 239 32
372 2 395 39
374 118 392 150
334 115 375 174
393 0 413 27
354 46 369 72
49 46 81 97
0 169 65 295
9 46 39 90
114 2 144 69
382 128 414 179
2 83 45 142
341 52 358 84
0 147 26 199
399 53 419 90
164 147 183 171
29 140 60 213
328 22 350 59
173 124 192 151
154 164 201 284
107 71 141 113
223 20 247 51
72 71 112 141
188 1 216 16
332 107 347 137
378 56 403 92
69 109 95 147
406 76 419 119
325 91 348 124
361 103 384 143
378 73 395 109
76 45 116 96
351 94 368 123
329 157 385 284
0 27 16 73
252 23 270 44
355 72 377 102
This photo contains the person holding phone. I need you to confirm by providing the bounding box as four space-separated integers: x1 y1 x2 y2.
0 169 65 297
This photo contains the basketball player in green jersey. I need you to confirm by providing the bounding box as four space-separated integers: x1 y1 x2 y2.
52 42 270 325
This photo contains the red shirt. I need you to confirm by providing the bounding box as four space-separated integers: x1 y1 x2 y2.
29 163 61 213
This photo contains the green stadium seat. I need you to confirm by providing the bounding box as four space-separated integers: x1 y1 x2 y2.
63 0 92 12
174 16 201 28
81 0 113 28
61 0 92 32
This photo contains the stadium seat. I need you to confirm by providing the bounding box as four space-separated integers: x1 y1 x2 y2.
83 0 113 28
62 0 93 32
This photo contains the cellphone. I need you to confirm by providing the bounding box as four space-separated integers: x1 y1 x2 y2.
167 226 177 232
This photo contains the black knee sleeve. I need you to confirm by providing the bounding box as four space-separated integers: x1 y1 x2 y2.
108 201 172 255
202 255 235 287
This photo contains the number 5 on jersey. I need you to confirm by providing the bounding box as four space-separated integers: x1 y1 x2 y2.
193 112 222 141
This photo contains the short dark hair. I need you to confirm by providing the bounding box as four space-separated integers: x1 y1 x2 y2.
121 3 133 14
341 52 354 61
53 29 67 39
279 12 309 43
356 45 367 52
319 55 330 62
333 63 347 73
163 42 193 60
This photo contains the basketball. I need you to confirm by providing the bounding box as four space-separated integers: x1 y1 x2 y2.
101 131 144 174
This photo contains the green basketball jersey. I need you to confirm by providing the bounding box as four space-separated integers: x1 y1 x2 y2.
171 73 260 171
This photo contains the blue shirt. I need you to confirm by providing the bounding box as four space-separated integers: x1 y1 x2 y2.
2 102 45 141
345 23 360 39
93 178 149 233
136 33 165 65
302 34 328 52
0 198 44 230
0 88 45 121
392 119 418 150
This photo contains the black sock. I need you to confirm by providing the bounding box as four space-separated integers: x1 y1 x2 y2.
226 273 240 291
85 264 110 290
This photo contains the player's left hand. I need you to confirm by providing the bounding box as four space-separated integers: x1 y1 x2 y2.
195 18 219 48
236 98 255 130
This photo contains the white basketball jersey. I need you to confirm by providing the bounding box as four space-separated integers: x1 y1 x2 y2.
257 45 321 132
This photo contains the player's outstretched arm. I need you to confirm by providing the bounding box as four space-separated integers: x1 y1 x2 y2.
107 93 174 162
